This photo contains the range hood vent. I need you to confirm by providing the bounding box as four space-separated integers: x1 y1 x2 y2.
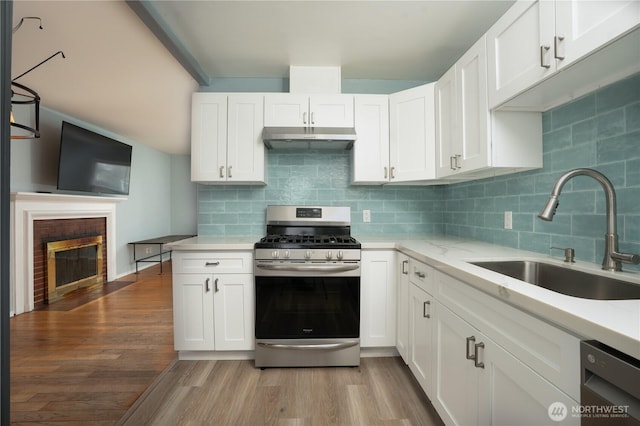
262 127 357 150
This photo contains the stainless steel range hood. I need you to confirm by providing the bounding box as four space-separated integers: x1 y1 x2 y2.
262 127 357 150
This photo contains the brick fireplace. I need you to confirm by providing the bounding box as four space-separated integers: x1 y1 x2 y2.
11 192 124 315
33 218 107 308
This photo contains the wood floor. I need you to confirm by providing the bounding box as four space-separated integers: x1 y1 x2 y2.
118 357 443 426
11 262 443 425
10 264 176 425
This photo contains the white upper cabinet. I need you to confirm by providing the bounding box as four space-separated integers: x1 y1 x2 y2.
487 0 556 108
191 94 227 183
436 36 490 178
389 83 437 182
554 0 640 70
436 36 541 180
191 93 266 185
351 95 390 185
487 0 640 109
264 94 354 128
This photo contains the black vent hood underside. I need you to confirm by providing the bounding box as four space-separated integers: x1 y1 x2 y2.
262 127 357 150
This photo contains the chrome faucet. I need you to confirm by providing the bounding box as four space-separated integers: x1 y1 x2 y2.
538 168 640 271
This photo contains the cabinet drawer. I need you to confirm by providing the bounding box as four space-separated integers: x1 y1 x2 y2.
408 258 434 294
173 251 253 274
435 270 581 401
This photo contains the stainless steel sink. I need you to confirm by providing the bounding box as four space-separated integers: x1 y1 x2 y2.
470 260 640 300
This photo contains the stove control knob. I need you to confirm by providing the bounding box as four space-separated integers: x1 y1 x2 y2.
326 251 333 260
284 250 290 259
271 250 279 259
337 250 344 260
305 250 312 259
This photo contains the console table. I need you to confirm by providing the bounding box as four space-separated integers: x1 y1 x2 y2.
129 235 194 273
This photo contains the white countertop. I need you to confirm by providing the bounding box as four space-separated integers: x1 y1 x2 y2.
169 234 640 359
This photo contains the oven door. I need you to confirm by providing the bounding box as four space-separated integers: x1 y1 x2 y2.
254 264 360 367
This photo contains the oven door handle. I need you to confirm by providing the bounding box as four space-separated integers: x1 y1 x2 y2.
257 341 359 351
255 264 359 273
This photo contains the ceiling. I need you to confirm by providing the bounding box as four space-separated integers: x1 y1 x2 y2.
11 0 514 155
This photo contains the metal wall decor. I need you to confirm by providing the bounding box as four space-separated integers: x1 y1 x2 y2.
11 17 65 139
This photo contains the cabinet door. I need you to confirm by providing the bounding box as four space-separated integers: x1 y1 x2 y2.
389 83 436 182
486 0 556 108
191 93 227 182
433 303 481 426
351 95 390 184
226 94 266 184
478 339 579 426
309 95 354 127
435 65 457 178
555 0 640 70
408 282 435 396
396 255 410 363
264 94 308 127
213 273 254 351
173 273 215 351
457 36 490 173
360 250 397 347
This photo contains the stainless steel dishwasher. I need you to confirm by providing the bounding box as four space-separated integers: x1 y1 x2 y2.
581 340 640 425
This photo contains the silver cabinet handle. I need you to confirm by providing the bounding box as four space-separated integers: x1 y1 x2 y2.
423 300 431 318
228 165 232 178
466 336 476 360
474 342 485 369
303 111 307 125
214 278 219 292
450 156 457 170
390 166 396 179
384 166 388 179
455 154 462 169
205 261 220 267
219 166 225 178
205 278 211 292
311 111 315 125
402 260 408 275
554 35 565 60
415 270 426 278
540 45 551 69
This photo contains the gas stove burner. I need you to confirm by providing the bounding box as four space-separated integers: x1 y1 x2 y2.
259 234 359 245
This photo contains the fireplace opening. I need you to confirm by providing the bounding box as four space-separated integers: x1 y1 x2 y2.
46 236 104 303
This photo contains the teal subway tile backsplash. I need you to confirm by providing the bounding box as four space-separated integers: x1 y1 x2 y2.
197 72 639 271
197 150 444 237
444 72 640 270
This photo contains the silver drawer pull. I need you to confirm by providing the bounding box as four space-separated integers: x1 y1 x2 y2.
423 300 431 318
205 261 220 267
474 342 485 369
466 336 476 360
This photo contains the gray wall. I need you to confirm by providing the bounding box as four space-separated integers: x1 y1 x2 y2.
10 107 197 277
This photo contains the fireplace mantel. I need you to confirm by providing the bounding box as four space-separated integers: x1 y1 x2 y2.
10 192 126 315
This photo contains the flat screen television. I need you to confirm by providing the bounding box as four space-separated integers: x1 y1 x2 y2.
57 121 133 196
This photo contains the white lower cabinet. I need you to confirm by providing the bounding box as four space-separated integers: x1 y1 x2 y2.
399 255 581 425
396 254 410 363
408 279 435 396
434 302 579 425
360 250 397 347
172 251 254 352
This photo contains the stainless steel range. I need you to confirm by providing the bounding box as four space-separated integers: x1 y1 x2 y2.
254 205 361 368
